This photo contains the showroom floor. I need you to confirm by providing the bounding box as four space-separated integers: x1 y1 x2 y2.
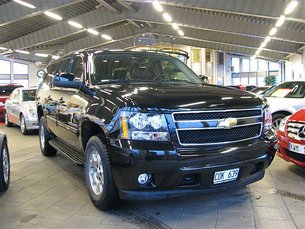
0 124 304 229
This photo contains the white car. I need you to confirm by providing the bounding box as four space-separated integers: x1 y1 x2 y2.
5 87 39 135
264 81 305 129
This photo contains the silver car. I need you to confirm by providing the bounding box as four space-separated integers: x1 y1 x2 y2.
5 87 39 135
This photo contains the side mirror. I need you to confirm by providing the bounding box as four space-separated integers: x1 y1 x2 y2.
54 72 75 82
199 75 209 82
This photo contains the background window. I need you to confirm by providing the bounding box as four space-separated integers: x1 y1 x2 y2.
13 63 28 75
242 59 250 72
0 60 10 74
231 58 240 72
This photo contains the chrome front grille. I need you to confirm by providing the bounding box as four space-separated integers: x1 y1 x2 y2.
173 108 263 146
287 121 305 140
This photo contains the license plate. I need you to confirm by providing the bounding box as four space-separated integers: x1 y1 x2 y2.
289 142 305 155
213 168 239 184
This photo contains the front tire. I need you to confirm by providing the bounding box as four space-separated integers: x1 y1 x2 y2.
272 113 288 130
5 112 13 127
20 114 29 135
85 136 119 210
0 138 10 191
39 117 57 157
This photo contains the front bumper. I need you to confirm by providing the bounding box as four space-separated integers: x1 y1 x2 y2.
110 139 275 200
277 130 305 167
25 117 39 130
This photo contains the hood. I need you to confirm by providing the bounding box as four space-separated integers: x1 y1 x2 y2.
290 109 305 122
94 83 263 110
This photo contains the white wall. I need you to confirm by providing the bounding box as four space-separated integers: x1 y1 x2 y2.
285 53 304 81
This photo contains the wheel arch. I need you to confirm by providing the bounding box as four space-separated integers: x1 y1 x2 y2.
81 121 108 152
272 110 292 117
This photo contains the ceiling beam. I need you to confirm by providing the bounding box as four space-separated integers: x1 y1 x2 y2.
96 0 122 14
63 23 299 55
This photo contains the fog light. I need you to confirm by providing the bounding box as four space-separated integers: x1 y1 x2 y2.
138 173 151 185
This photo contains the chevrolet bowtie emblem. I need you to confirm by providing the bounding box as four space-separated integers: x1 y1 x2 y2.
218 118 238 129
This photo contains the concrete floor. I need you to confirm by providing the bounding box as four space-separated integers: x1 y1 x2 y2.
0 123 304 229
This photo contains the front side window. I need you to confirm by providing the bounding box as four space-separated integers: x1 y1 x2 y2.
91 53 202 85
264 82 305 98
58 58 71 74
71 56 83 81
22 89 36 102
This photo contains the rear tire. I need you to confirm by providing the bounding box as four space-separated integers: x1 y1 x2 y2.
0 138 10 191
85 136 119 210
39 117 57 157
5 112 13 127
272 113 288 131
20 114 29 135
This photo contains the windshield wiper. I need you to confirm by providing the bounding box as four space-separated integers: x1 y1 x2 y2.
97 79 130 85
159 78 198 84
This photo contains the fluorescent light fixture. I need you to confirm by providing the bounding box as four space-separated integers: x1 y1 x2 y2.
87 28 99 35
261 41 267 48
44 11 63 21
264 36 271 43
153 1 163 12
275 15 286 27
177 29 184 36
52 55 60 60
101 34 112 40
269 27 278 36
35 53 48 57
0 47 7 50
284 1 298 15
13 0 36 9
68 20 83 29
16 50 30 54
162 13 172 22
172 23 179 30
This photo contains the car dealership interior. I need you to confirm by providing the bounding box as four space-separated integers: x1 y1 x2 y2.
0 0 305 228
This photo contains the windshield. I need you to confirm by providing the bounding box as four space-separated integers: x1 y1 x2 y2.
0 86 19 96
22 89 36 101
264 82 305 98
91 53 203 85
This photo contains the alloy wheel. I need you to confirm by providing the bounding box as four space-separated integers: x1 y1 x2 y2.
40 124 45 150
88 148 104 196
2 146 9 184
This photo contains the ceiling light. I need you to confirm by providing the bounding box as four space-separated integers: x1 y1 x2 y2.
13 0 36 9
153 1 163 12
35 53 48 57
177 29 184 36
0 47 7 50
52 55 60 60
44 11 63 21
264 36 271 43
275 15 286 27
101 34 112 40
261 41 267 48
162 13 172 22
68 20 83 29
284 1 298 15
16 50 30 54
87 28 99 35
172 23 179 30
269 27 278 36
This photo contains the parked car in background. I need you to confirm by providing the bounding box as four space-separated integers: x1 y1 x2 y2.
251 86 270 95
244 85 257 91
5 87 38 135
0 84 23 120
0 132 9 191
277 108 305 167
263 81 305 130
228 85 245 90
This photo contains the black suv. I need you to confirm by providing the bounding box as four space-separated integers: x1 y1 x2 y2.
37 50 276 210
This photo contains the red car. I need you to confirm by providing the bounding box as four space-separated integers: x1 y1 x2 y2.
277 108 305 167
0 85 23 118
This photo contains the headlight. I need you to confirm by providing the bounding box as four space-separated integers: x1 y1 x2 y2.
279 116 290 132
264 106 272 132
29 109 36 117
120 112 170 141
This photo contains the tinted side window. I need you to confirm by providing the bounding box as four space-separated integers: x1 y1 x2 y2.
71 56 83 81
46 62 59 76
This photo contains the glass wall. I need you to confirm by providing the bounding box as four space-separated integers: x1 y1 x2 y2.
0 59 29 86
